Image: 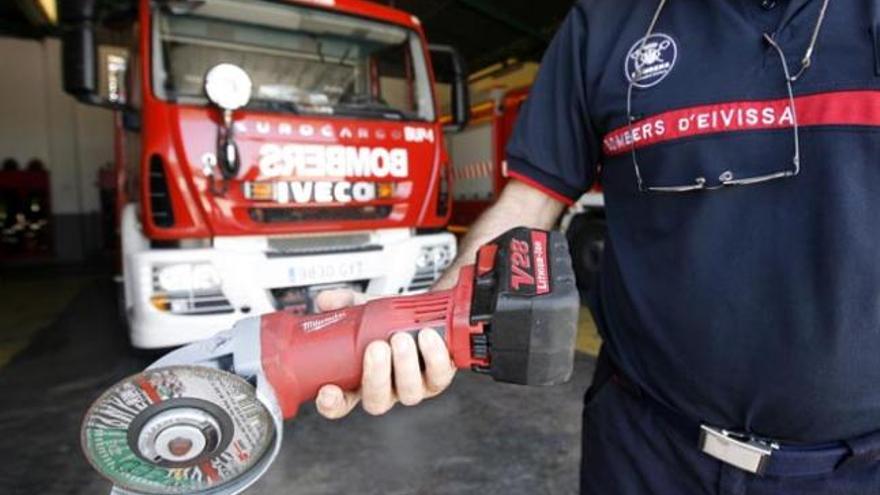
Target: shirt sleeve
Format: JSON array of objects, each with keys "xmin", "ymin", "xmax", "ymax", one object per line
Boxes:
[{"xmin": 505, "ymin": 3, "xmax": 598, "ymax": 205}]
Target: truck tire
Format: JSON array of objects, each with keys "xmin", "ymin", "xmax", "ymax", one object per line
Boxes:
[{"xmin": 566, "ymin": 215, "xmax": 606, "ymax": 300}]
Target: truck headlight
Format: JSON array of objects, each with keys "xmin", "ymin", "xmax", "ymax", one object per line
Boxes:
[
  {"xmin": 155, "ymin": 263, "xmax": 221, "ymax": 293},
  {"xmin": 416, "ymin": 250, "xmax": 433, "ymax": 270},
  {"xmin": 415, "ymin": 245, "xmax": 453, "ymax": 271},
  {"xmin": 432, "ymin": 246, "xmax": 452, "ymax": 268}
]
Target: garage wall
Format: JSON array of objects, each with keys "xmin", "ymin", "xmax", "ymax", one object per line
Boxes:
[
  {"xmin": 469, "ymin": 62, "xmax": 539, "ymax": 105},
  {"xmin": 0, "ymin": 36, "xmax": 115, "ymax": 262}
]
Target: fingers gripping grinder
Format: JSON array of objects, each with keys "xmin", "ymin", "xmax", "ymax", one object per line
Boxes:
[{"xmin": 82, "ymin": 228, "xmax": 580, "ymax": 495}]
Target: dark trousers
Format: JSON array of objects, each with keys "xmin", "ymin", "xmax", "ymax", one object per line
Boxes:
[{"xmin": 579, "ymin": 354, "xmax": 880, "ymax": 495}]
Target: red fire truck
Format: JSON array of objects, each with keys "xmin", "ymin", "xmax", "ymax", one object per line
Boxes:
[
  {"xmin": 59, "ymin": 0, "xmax": 470, "ymax": 348},
  {"xmin": 447, "ymin": 85, "xmax": 606, "ymax": 295}
]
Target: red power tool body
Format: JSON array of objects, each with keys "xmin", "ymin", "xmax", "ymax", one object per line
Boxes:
[
  {"xmin": 82, "ymin": 227, "xmax": 579, "ymax": 495},
  {"xmin": 260, "ymin": 274, "xmax": 483, "ymax": 419},
  {"xmin": 261, "ymin": 228, "xmax": 577, "ymax": 419}
]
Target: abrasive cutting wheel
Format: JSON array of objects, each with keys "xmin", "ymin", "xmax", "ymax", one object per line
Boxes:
[{"xmin": 81, "ymin": 366, "xmax": 279, "ymax": 495}]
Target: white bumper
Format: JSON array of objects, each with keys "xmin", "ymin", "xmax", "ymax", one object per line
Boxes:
[{"xmin": 124, "ymin": 227, "xmax": 455, "ymax": 349}]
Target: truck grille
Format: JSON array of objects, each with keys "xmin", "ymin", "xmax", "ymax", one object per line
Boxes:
[
  {"xmin": 267, "ymin": 233, "xmax": 380, "ymax": 258},
  {"xmin": 249, "ymin": 206, "xmax": 392, "ymax": 224},
  {"xmin": 151, "ymin": 292, "xmax": 235, "ymax": 316},
  {"xmin": 407, "ymin": 266, "xmax": 442, "ymax": 292},
  {"xmin": 148, "ymin": 155, "xmax": 175, "ymax": 228},
  {"xmin": 170, "ymin": 293, "xmax": 235, "ymax": 315}
]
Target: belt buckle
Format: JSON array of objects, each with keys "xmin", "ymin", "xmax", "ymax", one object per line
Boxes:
[{"xmin": 699, "ymin": 425, "xmax": 776, "ymax": 475}]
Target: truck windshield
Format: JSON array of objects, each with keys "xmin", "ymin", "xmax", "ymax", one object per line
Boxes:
[{"xmin": 152, "ymin": 0, "xmax": 435, "ymax": 122}]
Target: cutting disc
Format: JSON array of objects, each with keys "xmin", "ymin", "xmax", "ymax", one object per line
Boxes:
[{"xmin": 81, "ymin": 366, "xmax": 276, "ymax": 495}]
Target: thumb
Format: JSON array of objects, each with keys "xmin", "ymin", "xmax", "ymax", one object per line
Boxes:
[
  {"xmin": 314, "ymin": 289, "xmax": 368, "ymax": 312},
  {"xmin": 315, "ymin": 289, "xmax": 358, "ymax": 311},
  {"xmin": 315, "ymin": 384, "xmax": 361, "ymax": 420}
]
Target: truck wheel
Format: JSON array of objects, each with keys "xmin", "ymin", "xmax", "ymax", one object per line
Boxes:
[{"xmin": 566, "ymin": 215, "xmax": 606, "ymax": 300}]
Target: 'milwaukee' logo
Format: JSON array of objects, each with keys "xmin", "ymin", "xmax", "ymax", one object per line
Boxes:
[
  {"xmin": 259, "ymin": 144, "xmax": 409, "ymax": 179},
  {"xmin": 301, "ymin": 311, "xmax": 347, "ymax": 334}
]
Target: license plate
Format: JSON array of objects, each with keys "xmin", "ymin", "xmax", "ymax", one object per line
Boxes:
[{"xmin": 288, "ymin": 260, "xmax": 366, "ymax": 285}]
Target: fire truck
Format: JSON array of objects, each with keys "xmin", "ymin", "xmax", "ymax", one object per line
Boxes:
[
  {"xmin": 446, "ymin": 85, "xmax": 606, "ymax": 295},
  {"xmin": 59, "ymin": 0, "xmax": 470, "ymax": 348}
]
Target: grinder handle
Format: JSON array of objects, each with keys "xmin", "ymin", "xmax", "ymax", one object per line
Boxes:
[{"xmin": 259, "ymin": 267, "xmax": 482, "ymax": 419}]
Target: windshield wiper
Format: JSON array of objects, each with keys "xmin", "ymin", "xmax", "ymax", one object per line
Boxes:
[
  {"xmin": 333, "ymin": 103, "xmax": 410, "ymax": 121},
  {"xmin": 247, "ymin": 98, "xmax": 301, "ymax": 115}
]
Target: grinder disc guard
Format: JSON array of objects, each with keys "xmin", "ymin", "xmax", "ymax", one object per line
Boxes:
[{"xmin": 81, "ymin": 366, "xmax": 278, "ymax": 495}]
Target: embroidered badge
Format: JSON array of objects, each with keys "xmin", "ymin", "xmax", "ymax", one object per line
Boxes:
[{"xmin": 625, "ymin": 33, "xmax": 677, "ymax": 88}]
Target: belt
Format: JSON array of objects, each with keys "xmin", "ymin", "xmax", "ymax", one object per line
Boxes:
[{"xmin": 601, "ymin": 355, "xmax": 880, "ymax": 477}]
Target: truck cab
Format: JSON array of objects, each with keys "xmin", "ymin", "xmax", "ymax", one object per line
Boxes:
[{"xmin": 60, "ymin": 0, "xmax": 470, "ymax": 348}]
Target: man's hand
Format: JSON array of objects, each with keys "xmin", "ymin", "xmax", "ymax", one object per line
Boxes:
[
  {"xmin": 312, "ymin": 180, "xmax": 565, "ymax": 419},
  {"xmin": 313, "ymin": 289, "xmax": 457, "ymax": 419}
]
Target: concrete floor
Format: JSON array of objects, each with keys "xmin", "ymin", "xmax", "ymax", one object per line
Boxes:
[
  {"xmin": 0, "ymin": 267, "xmax": 95, "ymax": 366},
  {"xmin": 0, "ymin": 270, "xmax": 597, "ymax": 495}
]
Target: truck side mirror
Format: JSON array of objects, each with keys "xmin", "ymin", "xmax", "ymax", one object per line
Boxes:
[
  {"xmin": 59, "ymin": 1, "xmax": 99, "ymax": 103},
  {"xmin": 59, "ymin": 0, "xmax": 128, "ymax": 108},
  {"xmin": 430, "ymin": 44, "xmax": 470, "ymax": 133},
  {"xmin": 61, "ymin": 25, "xmax": 98, "ymax": 102}
]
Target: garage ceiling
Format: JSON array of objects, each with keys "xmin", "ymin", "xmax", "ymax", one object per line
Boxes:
[
  {"xmin": 388, "ymin": 0, "xmax": 575, "ymax": 72},
  {"xmin": 0, "ymin": 2, "xmax": 46, "ymax": 38},
  {"xmin": 0, "ymin": 0, "xmax": 575, "ymax": 72}
]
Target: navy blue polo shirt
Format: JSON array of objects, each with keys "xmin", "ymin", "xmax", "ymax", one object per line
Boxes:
[{"xmin": 507, "ymin": 0, "xmax": 880, "ymax": 443}]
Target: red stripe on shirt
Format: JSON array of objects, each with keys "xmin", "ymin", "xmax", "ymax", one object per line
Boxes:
[{"xmin": 602, "ymin": 90, "xmax": 880, "ymax": 156}]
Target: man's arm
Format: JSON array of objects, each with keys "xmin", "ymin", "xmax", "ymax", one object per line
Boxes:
[
  {"xmin": 314, "ymin": 179, "xmax": 568, "ymax": 419},
  {"xmin": 433, "ymin": 180, "xmax": 568, "ymax": 290}
]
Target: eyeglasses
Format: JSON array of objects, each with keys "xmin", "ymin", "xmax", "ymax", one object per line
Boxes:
[{"xmin": 626, "ymin": 0, "xmax": 830, "ymax": 193}]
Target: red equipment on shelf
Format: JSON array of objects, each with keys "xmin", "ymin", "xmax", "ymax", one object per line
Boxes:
[{"xmin": 0, "ymin": 163, "xmax": 52, "ymax": 259}]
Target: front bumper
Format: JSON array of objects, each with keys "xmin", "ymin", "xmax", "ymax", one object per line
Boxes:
[{"xmin": 126, "ymin": 229, "xmax": 455, "ymax": 349}]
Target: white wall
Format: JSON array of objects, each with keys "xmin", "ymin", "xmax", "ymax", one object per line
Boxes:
[{"xmin": 0, "ymin": 36, "xmax": 114, "ymax": 216}]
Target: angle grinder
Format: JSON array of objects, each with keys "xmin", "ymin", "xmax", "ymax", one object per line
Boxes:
[{"xmin": 81, "ymin": 227, "xmax": 580, "ymax": 495}]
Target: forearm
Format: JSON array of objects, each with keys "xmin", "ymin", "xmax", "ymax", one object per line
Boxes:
[{"xmin": 433, "ymin": 180, "xmax": 567, "ymax": 290}]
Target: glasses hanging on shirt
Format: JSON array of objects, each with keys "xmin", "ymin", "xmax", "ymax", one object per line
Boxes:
[{"xmin": 626, "ymin": 0, "xmax": 831, "ymax": 193}]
